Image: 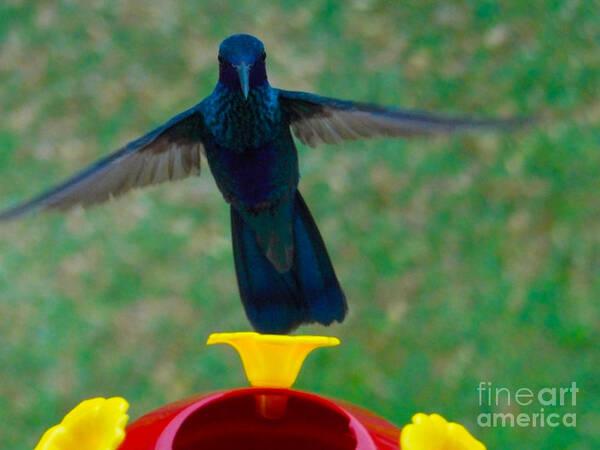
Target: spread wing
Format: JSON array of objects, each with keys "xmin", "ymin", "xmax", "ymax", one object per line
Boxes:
[
  {"xmin": 278, "ymin": 89, "xmax": 529, "ymax": 148},
  {"xmin": 0, "ymin": 104, "xmax": 207, "ymax": 221}
]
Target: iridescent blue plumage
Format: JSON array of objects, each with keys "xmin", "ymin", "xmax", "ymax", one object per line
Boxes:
[
  {"xmin": 0, "ymin": 33, "xmax": 527, "ymax": 333},
  {"xmin": 201, "ymin": 36, "xmax": 345, "ymax": 333}
]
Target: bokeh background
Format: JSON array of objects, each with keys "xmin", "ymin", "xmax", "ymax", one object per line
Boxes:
[{"xmin": 1, "ymin": 1, "xmax": 599, "ymax": 448}]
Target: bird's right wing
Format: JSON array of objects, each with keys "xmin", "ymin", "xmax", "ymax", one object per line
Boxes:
[
  {"xmin": 278, "ymin": 89, "xmax": 529, "ymax": 148},
  {"xmin": 0, "ymin": 105, "xmax": 208, "ymax": 221}
]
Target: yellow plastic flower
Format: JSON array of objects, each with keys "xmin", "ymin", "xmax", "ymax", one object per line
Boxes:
[
  {"xmin": 35, "ymin": 397, "xmax": 129, "ymax": 450},
  {"xmin": 207, "ymin": 332, "xmax": 339, "ymax": 388},
  {"xmin": 401, "ymin": 413, "xmax": 486, "ymax": 450}
]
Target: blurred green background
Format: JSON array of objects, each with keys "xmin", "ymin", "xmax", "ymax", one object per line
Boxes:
[{"xmin": 1, "ymin": 0, "xmax": 599, "ymax": 448}]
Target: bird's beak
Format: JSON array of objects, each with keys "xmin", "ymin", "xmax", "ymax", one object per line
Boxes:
[{"xmin": 236, "ymin": 63, "xmax": 251, "ymax": 100}]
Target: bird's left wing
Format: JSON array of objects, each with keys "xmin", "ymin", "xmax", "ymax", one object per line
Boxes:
[
  {"xmin": 0, "ymin": 105, "xmax": 207, "ymax": 221},
  {"xmin": 278, "ymin": 89, "xmax": 528, "ymax": 148}
]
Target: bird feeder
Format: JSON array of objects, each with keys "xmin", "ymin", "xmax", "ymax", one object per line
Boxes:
[{"xmin": 35, "ymin": 332, "xmax": 485, "ymax": 450}]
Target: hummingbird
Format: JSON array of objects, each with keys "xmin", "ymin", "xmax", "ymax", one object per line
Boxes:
[{"xmin": 0, "ymin": 34, "xmax": 526, "ymax": 334}]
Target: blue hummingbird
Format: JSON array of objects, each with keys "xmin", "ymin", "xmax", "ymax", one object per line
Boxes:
[{"xmin": 0, "ymin": 34, "xmax": 526, "ymax": 334}]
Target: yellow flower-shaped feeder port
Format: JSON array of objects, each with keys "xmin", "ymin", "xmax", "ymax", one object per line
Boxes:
[
  {"xmin": 400, "ymin": 413, "xmax": 486, "ymax": 450},
  {"xmin": 35, "ymin": 397, "xmax": 129, "ymax": 450},
  {"xmin": 207, "ymin": 332, "xmax": 339, "ymax": 388}
]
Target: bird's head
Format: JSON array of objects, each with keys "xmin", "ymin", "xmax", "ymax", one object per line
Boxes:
[{"xmin": 218, "ymin": 34, "xmax": 268, "ymax": 100}]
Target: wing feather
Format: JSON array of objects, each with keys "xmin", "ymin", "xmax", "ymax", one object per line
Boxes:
[
  {"xmin": 279, "ymin": 89, "xmax": 529, "ymax": 148},
  {"xmin": 0, "ymin": 105, "xmax": 207, "ymax": 221}
]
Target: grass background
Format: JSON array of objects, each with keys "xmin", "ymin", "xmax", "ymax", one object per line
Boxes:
[{"xmin": 0, "ymin": 0, "xmax": 599, "ymax": 448}]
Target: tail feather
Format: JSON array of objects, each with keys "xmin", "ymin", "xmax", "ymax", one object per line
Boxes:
[
  {"xmin": 231, "ymin": 191, "xmax": 347, "ymax": 334},
  {"xmin": 293, "ymin": 192, "xmax": 347, "ymax": 325}
]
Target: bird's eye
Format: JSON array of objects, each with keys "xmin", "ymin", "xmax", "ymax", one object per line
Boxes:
[
  {"xmin": 261, "ymin": 52, "xmax": 266, "ymax": 61},
  {"xmin": 218, "ymin": 55, "xmax": 225, "ymax": 63}
]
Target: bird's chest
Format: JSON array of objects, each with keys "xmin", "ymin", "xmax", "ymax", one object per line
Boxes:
[
  {"xmin": 206, "ymin": 87, "xmax": 281, "ymax": 149},
  {"xmin": 203, "ymin": 87, "xmax": 297, "ymax": 208}
]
